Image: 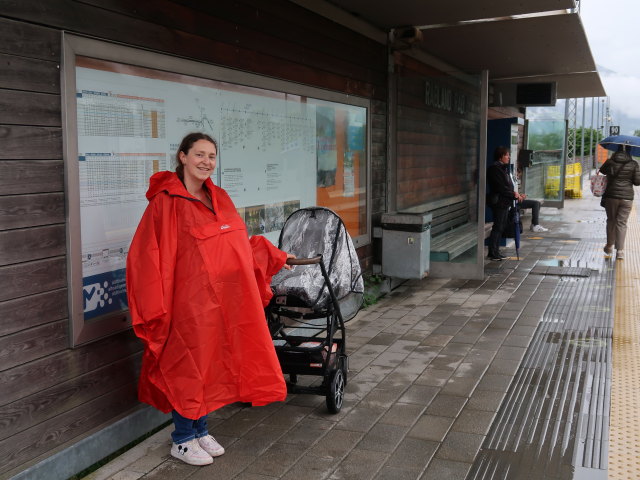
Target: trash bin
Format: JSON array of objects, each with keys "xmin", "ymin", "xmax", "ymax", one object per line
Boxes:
[{"xmin": 381, "ymin": 212, "xmax": 432, "ymax": 279}]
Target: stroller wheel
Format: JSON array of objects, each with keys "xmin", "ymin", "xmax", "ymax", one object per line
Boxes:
[{"xmin": 326, "ymin": 368, "xmax": 345, "ymax": 414}]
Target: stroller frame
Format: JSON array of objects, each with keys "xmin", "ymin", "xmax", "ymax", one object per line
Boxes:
[{"xmin": 267, "ymin": 254, "xmax": 348, "ymax": 413}]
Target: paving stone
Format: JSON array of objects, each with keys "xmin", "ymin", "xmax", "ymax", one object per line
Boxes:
[
  {"xmin": 111, "ymin": 472, "xmax": 144, "ymax": 480},
  {"xmin": 467, "ymin": 389, "xmax": 508, "ymax": 412},
  {"xmin": 233, "ymin": 473, "xmax": 278, "ymax": 480},
  {"xmin": 431, "ymin": 325, "xmax": 462, "ymax": 336},
  {"xmin": 143, "ymin": 460, "xmax": 199, "ymax": 480},
  {"xmin": 227, "ymin": 425, "xmax": 288, "ymax": 456},
  {"xmin": 278, "ymin": 417, "xmax": 334, "ymax": 447},
  {"xmin": 414, "ymin": 367, "xmax": 453, "ymax": 387},
  {"xmin": 369, "ymin": 332, "xmax": 402, "ymax": 346},
  {"xmin": 451, "ymin": 408, "xmax": 497, "ymax": 435},
  {"xmin": 189, "ymin": 451, "xmax": 256, "ymax": 480},
  {"xmin": 385, "ymin": 437, "xmax": 439, "ymax": 469},
  {"xmin": 280, "ymin": 454, "xmax": 337, "ymax": 480},
  {"xmin": 260, "ymin": 405, "xmax": 315, "ymax": 429},
  {"xmin": 510, "ymin": 325, "xmax": 537, "ymax": 337},
  {"xmin": 424, "ymin": 394, "xmax": 467, "ymax": 417},
  {"xmin": 495, "ymin": 345, "xmax": 527, "ymax": 361},
  {"xmin": 502, "ymin": 334, "xmax": 533, "ymax": 348},
  {"xmin": 374, "ymin": 465, "xmax": 422, "ymax": 480},
  {"xmin": 243, "ymin": 442, "xmax": 307, "ymax": 477},
  {"xmin": 420, "ymin": 334, "xmax": 454, "ymax": 347},
  {"xmin": 398, "ymin": 384, "xmax": 439, "ymax": 405},
  {"xmin": 434, "ymin": 431, "xmax": 486, "ymax": 463},
  {"xmin": 215, "ymin": 405, "xmax": 283, "ymax": 437},
  {"xmin": 485, "ymin": 360, "xmax": 520, "ymax": 376},
  {"xmin": 335, "ymin": 404, "xmax": 387, "ymax": 433},
  {"xmin": 408, "ymin": 415, "xmax": 453, "ymax": 442},
  {"xmin": 442, "ymin": 315, "xmax": 469, "ymax": 326},
  {"xmin": 361, "ymin": 384, "xmax": 408, "ymax": 408},
  {"xmin": 475, "ymin": 373, "xmax": 515, "ymax": 393},
  {"xmin": 441, "ymin": 376, "xmax": 480, "ymax": 397},
  {"xmin": 440, "ymin": 342, "xmax": 473, "ymax": 357},
  {"xmin": 489, "ymin": 317, "xmax": 518, "ymax": 329},
  {"xmin": 356, "ymin": 423, "xmax": 408, "ymax": 453},
  {"xmin": 328, "ymin": 448, "xmax": 387, "ymax": 480},
  {"xmin": 378, "ymin": 402, "xmax": 426, "ymax": 427},
  {"xmin": 428, "ymin": 354, "xmax": 465, "ymax": 371},
  {"xmin": 420, "ymin": 458, "xmax": 472, "ymax": 480},
  {"xmin": 451, "ymin": 332, "xmax": 483, "ymax": 344},
  {"xmin": 371, "ymin": 350, "xmax": 411, "ymax": 368}
]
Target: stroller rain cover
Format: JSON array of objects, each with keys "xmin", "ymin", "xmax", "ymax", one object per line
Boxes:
[{"xmin": 271, "ymin": 207, "xmax": 364, "ymax": 320}]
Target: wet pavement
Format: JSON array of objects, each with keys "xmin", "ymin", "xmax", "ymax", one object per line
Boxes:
[{"xmin": 86, "ymin": 186, "xmax": 632, "ymax": 480}]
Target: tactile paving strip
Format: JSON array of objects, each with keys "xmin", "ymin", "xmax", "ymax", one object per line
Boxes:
[
  {"xmin": 609, "ymin": 204, "xmax": 640, "ymax": 479},
  {"xmin": 468, "ymin": 239, "xmax": 613, "ymax": 479}
]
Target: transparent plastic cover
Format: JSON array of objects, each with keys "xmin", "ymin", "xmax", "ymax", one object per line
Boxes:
[{"xmin": 271, "ymin": 207, "xmax": 364, "ymax": 319}]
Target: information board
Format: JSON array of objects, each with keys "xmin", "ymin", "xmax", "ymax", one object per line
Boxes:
[{"xmin": 74, "ymin": 57, "xmax": 367, "ymax": 324}]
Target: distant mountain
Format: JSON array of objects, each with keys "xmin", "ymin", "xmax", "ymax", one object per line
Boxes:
[{"xmin": 596, "ymin": 64, "xmax": 617, "ymax": 75}]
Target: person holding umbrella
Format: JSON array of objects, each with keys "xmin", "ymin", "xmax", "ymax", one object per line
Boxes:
[
  {"xmin": 487, "ymin": 146, "xmax": 522, "ymax": 261},
  {"xmin": 599, "ymin": 144, "xmax": 640, "ymax": 260}
]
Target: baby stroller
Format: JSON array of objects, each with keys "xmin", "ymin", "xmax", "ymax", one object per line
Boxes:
[{"xmin": 267, "ymin": 207, "xmax": 364, "ymax": 413}]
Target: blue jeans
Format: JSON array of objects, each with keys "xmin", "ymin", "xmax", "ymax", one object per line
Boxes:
[{"xmin": 171, "ymin": 410, "xmax": 208, "ymax": 444}]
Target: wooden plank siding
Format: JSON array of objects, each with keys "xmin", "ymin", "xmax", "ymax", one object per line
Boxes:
[
  {"xmin": 394, "ymin": 53, "xmax": 481, "ymax": 210},
  {"xmin": 0, "ymin": 1, "xmax": 387, "ymax": 475}
]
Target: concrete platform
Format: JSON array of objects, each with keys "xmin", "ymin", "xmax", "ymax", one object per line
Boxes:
[{"xmin": 84, "ymin": 187, "xmax": 638, "ymax": 480}]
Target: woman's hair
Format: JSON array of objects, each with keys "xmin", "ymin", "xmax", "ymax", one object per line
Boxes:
[
  {"xmin": 494, "ymin": 146, "xmax": 510, "ymax": 161},
  {"xmin": 175, "ymin": 132, "xmax": 218, "ymax": 181}
]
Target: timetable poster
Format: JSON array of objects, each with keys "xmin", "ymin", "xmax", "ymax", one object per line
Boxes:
[{"xmin": 75, "ymin": 58, "xmax": 317, "ymax": 321}]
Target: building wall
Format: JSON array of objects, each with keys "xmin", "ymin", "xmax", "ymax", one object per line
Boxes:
[
  {"xmin": 394, "ymin": 53, "xmax": 482, "ymax": 211},
  {"xmin": 0, "ymin": 1, "xmax": 387, "ymax": 475}
]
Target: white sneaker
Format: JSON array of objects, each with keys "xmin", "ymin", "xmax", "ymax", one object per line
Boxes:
[
  {"xmin": 616, "ymin": 250, "xmax": 624, "ymax": 260},
  {"xmin": 530, "ymin": 224, "xmax": 548, "ymax": 233},
  {"xmin": 198, "ymin": 434, "xmax": 225, "ymax": 457},
  {"xmin": 171, "ymin": 438, "xmax": 213, "ymax": 465}
]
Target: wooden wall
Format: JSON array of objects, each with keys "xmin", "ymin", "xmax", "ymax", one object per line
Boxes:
[
  {"xmin": 394, "ymin": 53, "xmax": 482, "ymax": 211},
  {"xmin": 0, "ymin": 1, "xmax": 388, "ymax": 476}
]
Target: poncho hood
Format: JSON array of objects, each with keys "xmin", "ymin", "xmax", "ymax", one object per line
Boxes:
[{"xmin": 146, "ymin": 170, "xmax": 216, "ymax": 200}]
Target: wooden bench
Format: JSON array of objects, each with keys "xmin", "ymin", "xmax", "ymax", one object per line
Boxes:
[{"xmin": 402, "ymin": 194, "xmax": 491, "ymax": 262}]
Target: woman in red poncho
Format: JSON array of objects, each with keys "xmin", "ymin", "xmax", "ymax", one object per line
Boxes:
[{"xmin": 126, "ymin": 132, "xmax": 292, "ymax": 466}]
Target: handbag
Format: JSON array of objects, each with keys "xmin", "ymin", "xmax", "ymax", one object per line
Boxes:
[{"xmin": 590, "ymin": 172, "xmax": 607, "ymax": 197}]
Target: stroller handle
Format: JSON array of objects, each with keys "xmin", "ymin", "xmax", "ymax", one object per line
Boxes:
[{"xmin": 286, "ymin": 255, "xmax": 322, "ymax": 266}]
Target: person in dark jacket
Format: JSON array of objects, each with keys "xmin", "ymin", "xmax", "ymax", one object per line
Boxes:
[
  {"xmin": 600, "ymin": 146, "xmax": 640, "ymax": 260},
  {"xmin": 487, "ymin": 146, "xmax": 522, "ymax": 261}
]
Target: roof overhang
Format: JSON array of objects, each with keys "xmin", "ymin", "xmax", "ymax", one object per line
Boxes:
[
  {"xmin": 322, "ymin": 1, "xmax": 604, "ymax": 98},
  {"xmin": 326, "ymin": 0, "xmax": 577, "ymax": 28},
  {"xmin": 415, "ymin": 13, "xmax": 604, "ymax": 97}
]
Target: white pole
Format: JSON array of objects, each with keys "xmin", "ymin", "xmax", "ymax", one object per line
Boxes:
[{"xmin": 589, "ymin": 97, "xmax": 595, "ymax": 176}]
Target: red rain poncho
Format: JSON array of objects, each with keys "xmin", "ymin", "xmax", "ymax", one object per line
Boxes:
[{"xmin": 126, "ymin": 171, "xmax": 287, "ymax": 419}]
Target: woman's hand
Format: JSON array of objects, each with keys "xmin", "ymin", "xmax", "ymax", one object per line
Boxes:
[{"xmin": 283, "ymin": 253, "xmax": 296, "ymax": 270}]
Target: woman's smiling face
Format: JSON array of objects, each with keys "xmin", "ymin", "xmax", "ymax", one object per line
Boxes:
[{"xmin": 179, "ymin": 139, "xmax": 217, "ymax": 186}]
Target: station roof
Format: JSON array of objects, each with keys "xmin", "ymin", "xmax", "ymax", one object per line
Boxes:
[{"xmin": 326, "ymin": 0, "xmax": 605, "ymax": 98}]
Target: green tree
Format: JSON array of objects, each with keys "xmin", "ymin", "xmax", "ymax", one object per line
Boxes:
[
  {"xmin": 528, "ymin": 131, "xmax": 564, "ymax": 151},
  {"xmin": 633, "ymin": 129, "xmax": 640, "ymax": 137},
  {"xmin": 570, "ymin": 127, "xmax": 603, "ymax": 156}
]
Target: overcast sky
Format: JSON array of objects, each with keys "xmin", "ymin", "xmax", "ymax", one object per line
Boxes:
[
  {"xmin": 529, "ymin": 1, "xmax": 640, "ymax": 135},
  {"xmin": 581, "ymin": 0, "xmax": 640, "ymax": 134}
]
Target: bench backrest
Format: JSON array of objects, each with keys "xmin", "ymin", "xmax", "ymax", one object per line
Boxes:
[{"xmin": 401, "ymin": 193, "xmax": 469, "ymax": 237}]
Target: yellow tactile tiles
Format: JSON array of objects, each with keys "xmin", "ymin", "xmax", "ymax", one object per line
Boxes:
[{"xmin": 609, "ymin": 203, "xmax": 640, "ymax": 479}]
